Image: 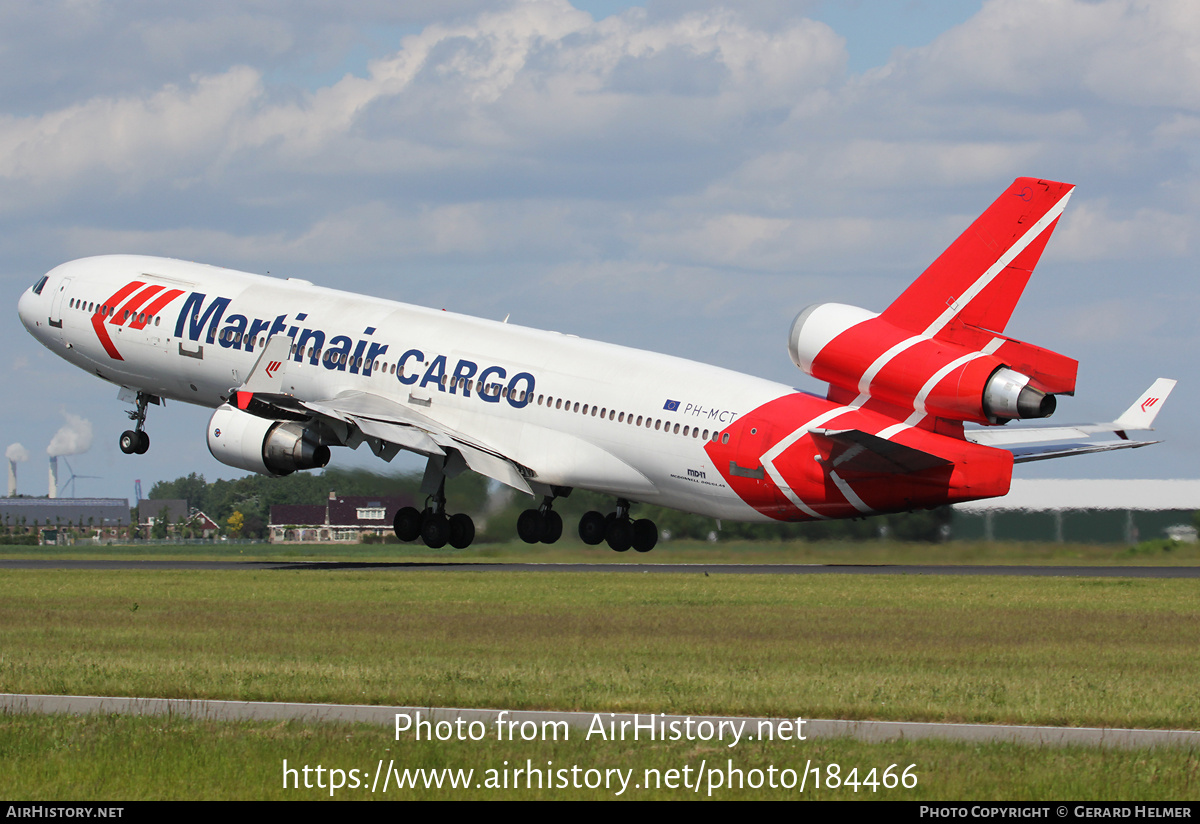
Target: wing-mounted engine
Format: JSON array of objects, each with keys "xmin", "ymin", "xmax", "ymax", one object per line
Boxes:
[
  {"xmin": 788, "ymin": 302, "xmax": 1073, "ymax": 425},
  {"xmin": 206, "ymin": 403, "xmax": 331, "ymax": 477}
]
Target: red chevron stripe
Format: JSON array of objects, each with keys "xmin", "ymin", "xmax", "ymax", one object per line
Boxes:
[{"xmin": 91, "ymin": 281, "xmax": 145, "ymax": 360}]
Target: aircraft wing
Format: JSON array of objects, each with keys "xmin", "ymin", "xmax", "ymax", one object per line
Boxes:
[
  {"xmin": 230, "ymin": 343, "xmax": 657, "ymax": 499},
  {"xmin": 966, "ymin": 378, "xmax": 1175, "ymax": 463},
  {"xmin": 230, "ymin": 338, "xmax": 537, "ymax": 494},
  {"xmin": 300, "ymin": 391, "xmax": 537, "ymax": 496}
]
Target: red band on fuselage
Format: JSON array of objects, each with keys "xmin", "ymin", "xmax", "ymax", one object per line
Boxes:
[{"xmin": 91, "ymin": 281, "xmax": 145, "ymax": 360}]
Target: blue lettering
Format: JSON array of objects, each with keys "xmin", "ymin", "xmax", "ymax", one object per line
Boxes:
[
  {"xmin": 450, "ymin": 359, "xmax": 478, "ymax": 397},
  {"xmin": 295, "ymin": 329, "xmax": 325, "ymax": 364},
  {"xmin": 396, "ymin": 349, "xmax": 423, "ymax": 385},
  {"xmin": 348, "ymin": 339, "xmax": 368, "ymax": 375},
  {"xmin": 420, "ymin": 355, "xmax": 448, "ymax": 391},
  {"xmin": 218, "ymin": 314, "xmax": 248, "ymax": 350},
  {"xmin": 324, "ymin": 335, "xmax": 352, "ymax": 371},
  {"xmin": 175, "ymin": 292, "xmax": 231, "ymax": 344},
  {"xmin": 506, "ymin": 372, "xmax": 535, "ymax": 409},
  {"xmin": 364, "ymin": 342, "xmax": 389, "ymax": 375},
  {"xmin": 245, "ymin": 318, "xmax": 271, "ymax": 352},
  {"xmin": 476, "ymin": 365, "xmax": 507, "ymax": 403}
]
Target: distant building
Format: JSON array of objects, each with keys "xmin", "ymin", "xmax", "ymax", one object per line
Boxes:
[
  {"xmin": 269, "ymin": 492, "xmax": 412, "ymax": 543},
  {"xmin": 0, "ymin": 497, "xmax": 130, "ymax": 529},
  {"xmin": 953, "ymin": 479, "xmax": 1200, "ymax": 543},
  {"xmin": 137, "ymin": 499, "xmax": 221, "ymax": 539},
  {"xmin": 139, "ymin": 498, "xmax": 189, "ymax": 527}
]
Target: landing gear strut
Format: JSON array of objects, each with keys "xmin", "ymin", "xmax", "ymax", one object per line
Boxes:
[
  {"xmin": 517, "ymin": 495, "xmax": 563, "ymax": 544},
  {"xmin": 392, "ymin": 470, "xmax": 475, "ymax": 549},
  {"xmin": 119, "ymin": 392, "xmax": 153, "ymax": 455},
  {"xmin": 579, "ymin": 499, "xmax": 658, "ymax": 553}
]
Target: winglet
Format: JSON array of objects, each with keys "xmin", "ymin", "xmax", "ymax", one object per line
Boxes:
[
  {"xmin": 233, "ymin": 335, "xmax": 293, "ymax": 408},
  {"xmin": 1114, "ymin": 378, "xmax": 1176, "ymax": 431}
]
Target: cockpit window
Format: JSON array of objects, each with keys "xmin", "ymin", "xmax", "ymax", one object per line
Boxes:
[{"xmin": 31, "ymin": 276, "xmax": 48, "ymax": 295}]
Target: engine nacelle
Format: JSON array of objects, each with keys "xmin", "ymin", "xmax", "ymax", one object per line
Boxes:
[
  {"xmin": 206, "ymin": 404, "xmax": 331, "ymax": 477},
  {"xmin": 788, "ymin": 302, "xmax": 1055, "ymax": 424}
]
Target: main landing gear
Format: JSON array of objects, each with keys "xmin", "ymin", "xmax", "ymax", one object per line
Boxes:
[
  {"xmin": 119, "ymin": 392, "xmax": 153, "ymax": 454},
  {"xmin": 579, "ymin": 499, "xmax": 658, "ymax": 553},
  {"xmin": 393, "ymin": 478, "xmax": 476, "ymax": 550},
  {"xmin": 517, "ymin": 496, "xmax": 563, "ymax": 544}
]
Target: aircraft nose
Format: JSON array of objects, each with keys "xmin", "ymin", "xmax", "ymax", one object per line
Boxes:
[{"xmin": 17, "ymin": 286, "xmax": 37, "ymax": 332}]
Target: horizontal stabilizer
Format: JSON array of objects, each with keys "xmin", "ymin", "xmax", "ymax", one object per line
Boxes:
[
  {"xmin": 1009, "ymin": 440, "xmax": 1159, "ymax": 464},
  {"xmin": 810, "ymin": 428, "xmax": 952, "ymax": 476},
  {"xmin": 968, "ymin": 378, "xmax": 1174, "ymax": 462}
]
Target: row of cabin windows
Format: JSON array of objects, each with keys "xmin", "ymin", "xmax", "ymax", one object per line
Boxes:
[
  {"xmin": 532, "ymin": 392, "xmax": 728, "ymax": 443},
  {"xmin": 69, "ymin": 297, "xmax": 162, "ymax": 327},
  {"xmin": 428, "ymin": 377, "xmax": 730, "ymax": 443},
  {"xmin": 108, "ymin": 317, "xmax": 734, "ymax": 445}
]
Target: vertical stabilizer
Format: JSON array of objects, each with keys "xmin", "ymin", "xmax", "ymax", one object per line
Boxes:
[{"xmin": 882, "ymin": 178, "xmax": 1074, "ymax": 338}]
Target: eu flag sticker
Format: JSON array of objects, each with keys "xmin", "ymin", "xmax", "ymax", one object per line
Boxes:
[{"xmin": 663, "ymin": 399, "xmax": 680, "ymax": 411}]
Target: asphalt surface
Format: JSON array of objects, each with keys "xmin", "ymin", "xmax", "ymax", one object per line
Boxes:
[
  {"xmin": 2, "ymin": 559, "xmax": 1199, "ymax": 576},
  {"xmin": 3, "ymin": 694, "xmax": 1196, "ymax": 749}
]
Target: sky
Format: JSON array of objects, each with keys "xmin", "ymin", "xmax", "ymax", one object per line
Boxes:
[{"xmin": 2, "ymin": 0, "xmax": 1196, "ymax": 505}]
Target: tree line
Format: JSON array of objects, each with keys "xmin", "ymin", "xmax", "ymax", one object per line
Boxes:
[{"xmin": 149, "ymin": 468, "xmax": 951, "ymax": 542}]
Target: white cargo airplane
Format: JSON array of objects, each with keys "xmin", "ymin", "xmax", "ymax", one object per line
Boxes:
[{"xmin": 18, "ymin": 178, "xmax": 1173, "ymax": 552}]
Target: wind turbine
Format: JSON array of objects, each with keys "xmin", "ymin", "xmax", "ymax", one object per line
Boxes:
[{"xmin": 58, "ymin": 457, "xmax": 100, "ymax": 498}]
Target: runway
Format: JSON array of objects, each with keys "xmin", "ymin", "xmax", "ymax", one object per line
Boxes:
[
  {"xmin": 2, "ymin": 559, "xmax": 1199, "ymax": 576},
  {"xmin": 3, "ymin": 693, "xmax": 1197, "ymax": 749}
]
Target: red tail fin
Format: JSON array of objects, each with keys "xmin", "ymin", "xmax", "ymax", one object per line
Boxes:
[
  {"xmin": 789, "ymin": 177, "xmax": 1079, "ymax": 423},
  {"xmin": 882, "ymin": 178, "xmax": 1073, "ymax": 337}
]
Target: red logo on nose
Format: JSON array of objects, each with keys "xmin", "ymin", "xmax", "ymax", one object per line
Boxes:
[{"xmin": 92, "ymin": 282, "xmax": 184, "ymax": 360}]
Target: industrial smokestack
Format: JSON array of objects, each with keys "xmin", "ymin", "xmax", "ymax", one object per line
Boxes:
[
  {"xmin": 46, "ymin": 412, "xmax": 91, "ymax": 499},
  {"xmin": 6, "ymin": 443, "xmax": 28, "ymax": 497}
]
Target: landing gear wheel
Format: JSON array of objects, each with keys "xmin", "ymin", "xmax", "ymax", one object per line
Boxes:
[
  {"xmin": 448, "ymin": 513, "xmax": 475, "ymax": 549},
  {"xmin": 393, "ymin": 506, "xmax": 423, "ymax": 542},
  {"xmin": 122, "ymin": 392, "xmax": 153, "ymax": 455},
  {"xmin": 517, "ymin": 509, "xmax": 544, "ymax": 544},
  {"xmin": 541, "ymin": 510, "xmax": 563, "ymax": 544},
  {"xmin": 632, "ymin": 519, "xmax": 658, "ymax": 553},
  {"xmin": 421, "ymin": 512, "xmax": 449, "ymax": 549},
  {"xmin": 606, "ymin": 518, "xmax": 633, "ymax": 553},
  {"xmin": 579, "ymin": 511, "xmax": 607, "ymax": 546}
]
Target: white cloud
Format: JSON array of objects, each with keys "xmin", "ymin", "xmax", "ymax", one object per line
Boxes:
[
  {"xmin": 892, "ymin": 0, "xmax": 1200, "ymax": 110},
  {"xmin": 1052, "ymin": 200, "xmax": 1191, "ymax": 261}
]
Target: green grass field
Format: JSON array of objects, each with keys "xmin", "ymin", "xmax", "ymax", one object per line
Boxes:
[
  {"xmin": 5, "ymin": 535, "xmax": 1200, "ymax": 564},
  {"xmin": 3, "ymin": 713, "xmax": 1197, "ymax": 800},
  {"xmin": 1, "ymin": 544, "xmax": 1197, "ymax": 799}
]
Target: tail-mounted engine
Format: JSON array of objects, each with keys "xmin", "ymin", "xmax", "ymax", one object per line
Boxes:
[
  {"xmin": 788, "ymin": 303, "xmax": 1074, "ymax": 425},
  {"xmin": 206, "ymin": 403, "xmax": 331, "ymax": 477}
]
